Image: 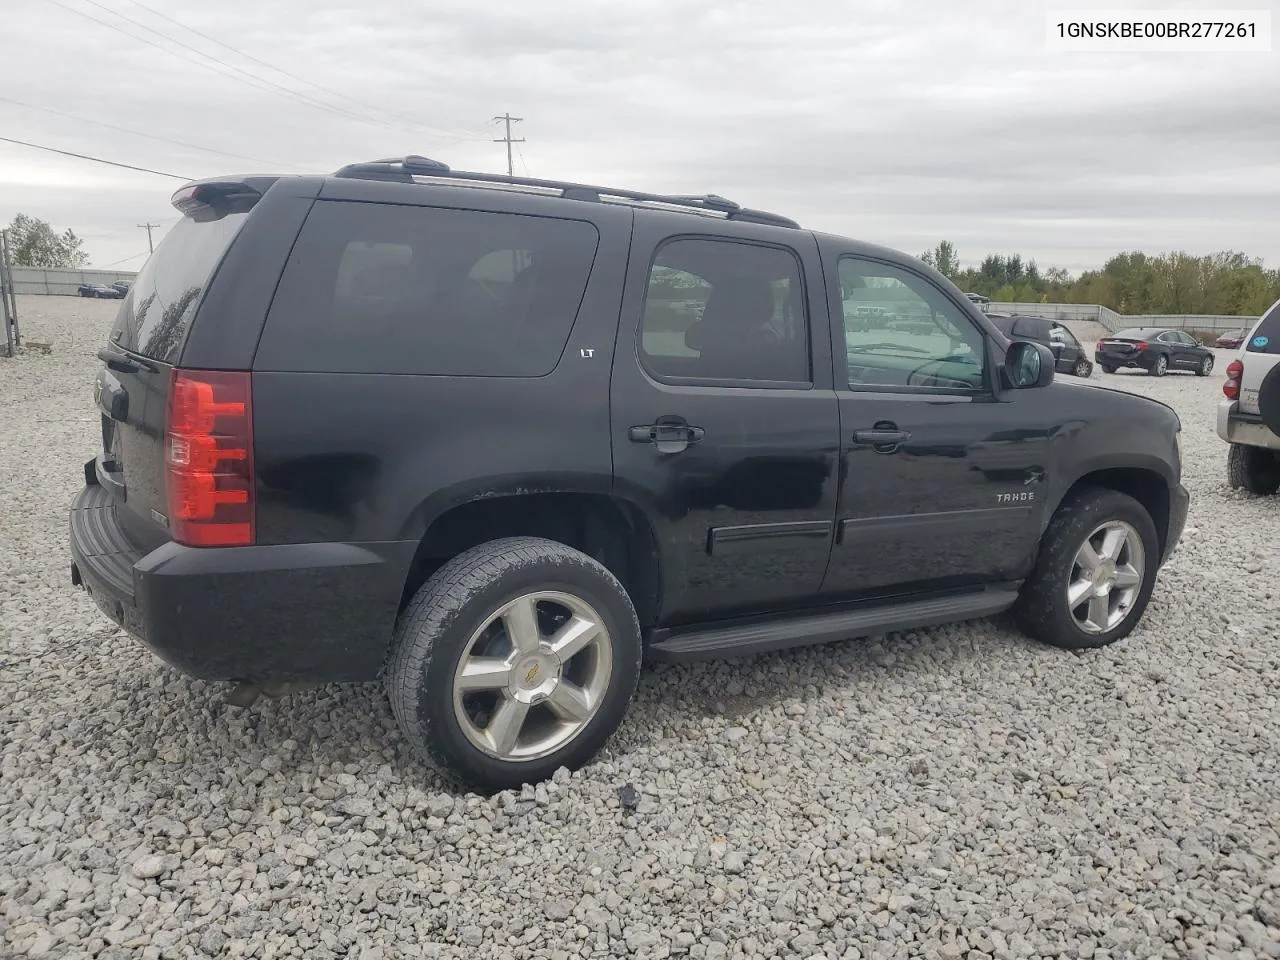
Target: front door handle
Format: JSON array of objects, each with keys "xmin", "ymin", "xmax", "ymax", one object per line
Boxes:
[
  {"xmin": 629, "ymin": 417, "xmax": 704, "ymax": 454},
  {"xmin": 854, "ymin": 427, "xmax": 911, "ymax": 453}
]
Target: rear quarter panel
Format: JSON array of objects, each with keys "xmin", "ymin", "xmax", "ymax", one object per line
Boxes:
[{"xmin": 249, "ymin": 186, "xmax": 635, "ymax": 548}]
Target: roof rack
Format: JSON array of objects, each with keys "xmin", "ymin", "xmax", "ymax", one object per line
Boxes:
[{"xmin": 330, "ymin": 155, "xmax": 800, "ymax": 229}]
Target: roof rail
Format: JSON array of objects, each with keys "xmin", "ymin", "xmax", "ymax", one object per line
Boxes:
[{"xmin": 330, "ymin": 156, "xmax": 800, "ymax": 229}]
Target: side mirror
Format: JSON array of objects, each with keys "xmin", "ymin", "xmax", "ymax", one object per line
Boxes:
[
  {"xmin": 1005, "ymin": 340, "xmax": 1055, "ymax": 389},
  {"xmin": 684, "ymin": 321, "xmax": 703, "ymax": 352}
]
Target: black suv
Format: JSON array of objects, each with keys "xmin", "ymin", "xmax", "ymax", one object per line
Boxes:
[{"xmin": 70, "ymin": 157, "xmax": 1189, "ymax": 790}]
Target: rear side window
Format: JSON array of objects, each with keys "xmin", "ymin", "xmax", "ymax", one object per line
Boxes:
[
  {"xmin": 256, "ymin": 201, "xmax": 599, "ymax": 376},
  {"xmin": 109, "ymin": 213, "xmax": 249, "ymax": 362},
  {"xmin": 639, "ymin": 238, "xmax": 810, "ymax": 385},
  {"xmin": 1246, "ymin": 300, "xmax": 1280, "ymax": 355}
]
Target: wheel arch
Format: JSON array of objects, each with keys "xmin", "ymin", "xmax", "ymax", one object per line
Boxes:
[
  {"xmin": 399, "ymin": 488, "xmax": 663, "ymax": 631},
  {"xmin": 1051, "ymin": 464, "xmax": 1174, "ymax": 560}
]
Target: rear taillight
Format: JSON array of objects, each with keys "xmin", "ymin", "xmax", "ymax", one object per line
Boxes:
[
  {"xmin": 1134, "ymin": 342, "xmax": 1148, "ymax": 351},
  {"xmin": 165, "ymin": 369, "xmax": 254, "ymax": 547},
  {"xmin": 1223, "ymin": 359, "xmax": 1244, "ymax": 400}
]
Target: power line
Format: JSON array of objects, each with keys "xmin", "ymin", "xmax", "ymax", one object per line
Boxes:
[
  {"xmin": 515, "ymin": 143, "xmax": 531, "ymax": 177},
  {"xmin": 119, "ymin": 0, "xmax": 491, "ymax": 144},
  {"xmin": 0, "ymin": 136, "xmax": 190, "ymax": 179},
  {"xmin": 99, "ymin": 250, "xmax": 150, "ymax": 268},
  {"xmin": 493, "ymin": 113, "xmax": 525, "ymax": 177},
  {"xmin": 71, "ymin": 0, "xmax": 391, "ymax": 128},
  {"xmin": 43, "ymin": 0, "xmax": 486, "ymax": 146},
  {"xmin": 0, "ymin": 95, "xmax": 294, "ymax": 168}
]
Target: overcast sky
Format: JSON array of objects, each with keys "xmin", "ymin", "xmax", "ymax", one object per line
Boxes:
[{"xmin": 2, "ymin": 0, "xmax": 1277, "ymax": 273}]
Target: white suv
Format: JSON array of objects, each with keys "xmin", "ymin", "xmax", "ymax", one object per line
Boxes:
[{"xmin": 1217, "ymin": 298, "xmax": 1280, "ymax": 494}]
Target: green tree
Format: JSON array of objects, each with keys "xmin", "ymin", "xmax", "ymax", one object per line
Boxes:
[
  {"xmin": 920, "ymin": 241, "xmax": 961, "ymax": 281},
  {"xmin": 5, "ymin": 214, "xmax": 88, "ymax": 268}
]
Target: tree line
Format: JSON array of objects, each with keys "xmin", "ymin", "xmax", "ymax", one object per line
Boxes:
[
  {"xmin": 4, "ymin": 214, "xmax": 88, "ymax": 269},
  {"xmin": 920, "ymin": 241, "xmax": 1279, "ymax": 316}
]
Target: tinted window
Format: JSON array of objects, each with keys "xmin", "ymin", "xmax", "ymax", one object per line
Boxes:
[
  {"xmin": 108, "ymin": 213, "xmax": 248, "ymax": 362},
  {"xmin": 1246, "ymin": 300, "xmax": 1280, "ymax": 355},
  {"xmin": 256, "ymin": 201, "xmax": 599, "ymax": 376},
  {"xmin": 1112, "ymin": 328, "xmax": 1152, "ymax": 340},
  {"xmin": 839, "ymin": 258, "xmax": 986, "ymax": 392},
  {"xmin": 1051, "ymin": 324, "xmax": 1080, "ymax": 347},
  {"xmin": 639, "ymin": 238, "xmax": 809, "ymax": 384}
]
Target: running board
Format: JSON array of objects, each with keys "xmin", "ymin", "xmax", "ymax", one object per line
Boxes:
[{"xmin": 646, "ymin": 588, "xmax": 1019, "ymax": 663}]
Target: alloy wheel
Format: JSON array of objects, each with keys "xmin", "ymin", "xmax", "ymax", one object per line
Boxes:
[
  {"xmin": 1066, "ymin": 520, "xmax": 1146, "ymax": 635},
  {"xmin": 451, "ymin": 592, "xmax": 613, "ymax": 762}
]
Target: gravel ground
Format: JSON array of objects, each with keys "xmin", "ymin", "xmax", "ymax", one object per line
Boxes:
[{"xmin": 2, "ymin": 296, "xmax": 1278, "ymax": 960}]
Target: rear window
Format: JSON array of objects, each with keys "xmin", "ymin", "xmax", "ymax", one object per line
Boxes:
[
  {"xmin": 255, "ymin": 201, "xmax": 600, "ymax": 376},
  {"xmin": 1110, "ymin": 328, "xmax": 1151, "ymax": 340},
  {"xmin": 1245, "ymin": 301, "xmax": 1280, "ymax": 355},
  {"xmin": 108, "ymin": 213, "xmax": 249, "ymax": 362}
]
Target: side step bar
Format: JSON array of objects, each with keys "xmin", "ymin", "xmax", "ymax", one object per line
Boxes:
[{"xmin": 646, "ymin": 588, "xmax": 1019, "ymax": 663}]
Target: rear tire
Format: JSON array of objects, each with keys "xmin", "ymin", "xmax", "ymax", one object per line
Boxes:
[
  {"xmin": 1073, "ymin": 358, "xmax": 1092, "ymax": 378},
  {"xmin": 1100, "ymin": 364, "xmax": 1116, "ymax": 374},
  {"xmin": 386, "ymin": 536, "xmax": 642, "ymax": 792},
  {"xmin": 1148, "ymin": 354, "xmax": 1168, "ymax": 377},
  {"xmin": 1226, "ymin": 443, "xmax": 1280, "ymax": 495},
  {"xmin": 1014, "ymin": 487, "xmax": 1160, "ymax": 650},
  {"xmin": 1195, "ymin": 355, "xmax": 1214, "ymax": 377}
]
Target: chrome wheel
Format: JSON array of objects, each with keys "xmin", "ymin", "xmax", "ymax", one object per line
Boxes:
[
  {"xmin": 1074, "ymin": 358, "xmax": 1091, "ymax": 377},
  {"xmin": 1201, "ymin": 356, "xmax": 1214, "ymax": 376},
  {"xmin": 1066, "ymin": 520, "xmax": 1146, "ymax": 635},
  {"xmin": 1152, "ymin": 355, "xmax": 1167, "ymax": 376},
  {"xmin": 452, "ymin": 591, "xmax": 613, "ymax": 762}
]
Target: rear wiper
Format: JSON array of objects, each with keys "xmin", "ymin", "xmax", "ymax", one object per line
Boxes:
[{"xmin": 97, "ymin": 346, "xmax": 157, "ymax": 374}]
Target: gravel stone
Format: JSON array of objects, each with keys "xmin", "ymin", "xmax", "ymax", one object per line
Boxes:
[{"xmin": 2, "ymin": 299, "xmax": 1279, "ymax": 960}]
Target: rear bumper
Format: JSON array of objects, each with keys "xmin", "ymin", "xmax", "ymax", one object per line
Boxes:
[
  {"xmin": 1216, "ymin": 398, "xmax": 1280, "ymax": 450},
  {"xmin": 69, "ymin": 482, "xmax": 415, "ymax": 682},
  {"xmin": 1095, "ymin": 349, "xmax": 1153, "ymax": 370}
]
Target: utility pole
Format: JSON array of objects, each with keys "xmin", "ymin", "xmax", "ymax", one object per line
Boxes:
[
  {"xmin": 492, "ymin": 113, "xmax": 524, "ymax": 177},
  {"xmin": 137, "ymin": 222, "xmax": 161, "ymax": 254}
]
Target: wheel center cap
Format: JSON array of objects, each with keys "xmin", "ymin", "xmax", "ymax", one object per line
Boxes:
[
  {"xmin": 1093, "ymin": 559, "xmax": 1117, "ymax": 590},
  {"xmin": 510, "ymin": 653, "xmax": 560, "ymax": 703}
]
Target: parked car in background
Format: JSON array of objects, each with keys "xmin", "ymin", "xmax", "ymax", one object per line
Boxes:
[
  {"xmin": 77, "ymin": 283, "xmax": 122, "ymax": 298},
  {"xmin": 68, "ymin": 157, "xmax": 1189, "ymax": 790},
  {"xmin": 1096, "ymin": 328, "xmax": 1215, "ymax": 377},
  {"xmin": 1218, "ymin": 301, "xmax": 1280, "ymax": 494},
  {"xmin": 988, "ymin": 314, "xmax": 1093, "ymax": 377},
  {"xmin": 110, "ymin": 280, "xmax": 133, "ymax": 296},
  {"xmin": 1216, "ymin": 328, "xmax": 1249, "ymax": 349}
]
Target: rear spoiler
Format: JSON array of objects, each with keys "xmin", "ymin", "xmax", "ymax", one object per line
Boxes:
[{"xmin": 171, "ymin": 177, "xmax": 279, "ymax": 222}]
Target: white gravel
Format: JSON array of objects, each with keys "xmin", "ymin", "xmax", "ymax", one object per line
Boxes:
[{"xmin": 2, "ymin": 296, "xmax": 1278, "ymax": 960}]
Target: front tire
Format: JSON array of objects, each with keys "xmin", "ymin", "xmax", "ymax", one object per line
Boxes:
[
  {"xmin": 1014, "ymin": 487, "xmax": 1160, "ymax": 650},
  {"xmin": 1227, "ymin": 443, "xmax": 1280, "ymax": 495},
  {"xmin": 1195, "ymin": 355, "xmax": 1214, "ymax": 377},
  {"xmin": 386, "ymin": 537, "xmax": 642, "ymax": 792},
  {"xmin": 1148, "ymin": 354, "xmax": 1168, "ymax": 377}
]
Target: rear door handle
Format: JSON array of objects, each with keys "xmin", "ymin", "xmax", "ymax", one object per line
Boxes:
[
  {"xmin": 629, "ymin": 418, "xmax": 704, "ymax": 454},
  {"xmin": 854, "ymin": 428, "xmax": 911, "ymax": 452}
]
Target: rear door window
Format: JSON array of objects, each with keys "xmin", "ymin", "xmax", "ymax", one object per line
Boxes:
[
  {"xmin": 1246, "ymin": 300, "xmax": 1280, "ymax": 355},
  {"xmin": 108, "ymin": 213, "xmax": 249, "ymax": 363},
  {"xmin": 256, "ymin": 201, "xmax": 600, "ymax": 376},
  {"xmin": 638, "ymin": 238, "xmax": 810, "ymax": 385}
]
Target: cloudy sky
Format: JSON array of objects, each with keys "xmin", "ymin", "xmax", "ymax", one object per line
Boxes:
[{"xmin": 2, "ymin": 0, "xmax": 1277, "ymax": 273}]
